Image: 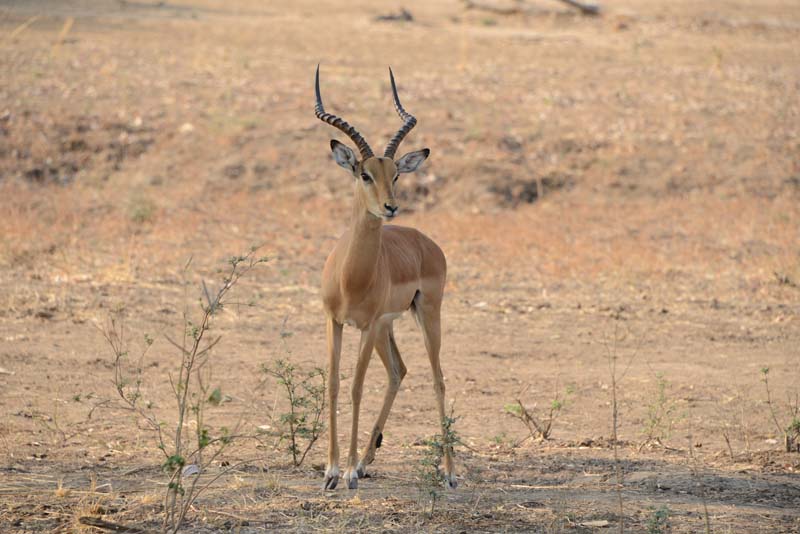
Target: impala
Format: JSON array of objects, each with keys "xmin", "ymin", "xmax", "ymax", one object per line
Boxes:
[{"xmin": 314, "ymin": 66, "xmax": 455, "ymax": 490}]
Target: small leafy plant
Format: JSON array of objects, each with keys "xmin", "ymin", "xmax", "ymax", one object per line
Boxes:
[
  {"xmin": 416, "ymin": 412, "xmax": 459, "ymax": 517},
  {"xmin": 262, "ymin": 358, "xmax": 326, "ymax": 467},
  {"xmin": 97, "ymin": 248, "xmax": 267, "ymax": 533},
  {"xmin": 640, "ymin": 371, "xmax": 681, "ymax": 450},
  {"xmin": 646, "ymin": 505, "xmax": 671, "ymax": 534},
  {"xmin": 504, "ymin": 382, "xmax": 574, "ymax": 442},
  {"xmin": 761, "ymin": 367, "xmax": 800, "ymax": 453}
]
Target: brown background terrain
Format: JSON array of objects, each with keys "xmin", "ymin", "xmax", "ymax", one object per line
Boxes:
[{"xmin": 1, "ymin": 0, "xmax": 799, "ymax": 531}]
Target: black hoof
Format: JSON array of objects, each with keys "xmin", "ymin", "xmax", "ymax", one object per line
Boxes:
[{"xmin": 323, "ymin": 476, "xmax": 338, "ymax": 490}]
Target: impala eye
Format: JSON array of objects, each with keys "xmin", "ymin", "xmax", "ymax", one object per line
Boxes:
[
  {"xmin": 361, "ymin": 173, "xmax": 372, "ymax": 182},
  {"xmin": 392, "ymin": 174, "xmax": 399, "ymax": 183}
]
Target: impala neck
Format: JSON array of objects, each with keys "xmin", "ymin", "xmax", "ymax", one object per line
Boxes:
[{"xmin": 341, "ymin": 185, "xmax": 383, "ymax": 294}]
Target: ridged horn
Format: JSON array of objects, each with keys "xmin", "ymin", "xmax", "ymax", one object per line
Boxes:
[
  {"xmin": 384, "ymin": 67, "xmax": 418, "ymax": 159},
  {"xmin": 314, "ymin": 64, "xmax": 374, "ymax": 160}
]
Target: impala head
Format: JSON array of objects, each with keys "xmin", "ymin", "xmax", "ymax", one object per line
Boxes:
[{"xmin": 315, "ymin": 65, "xmax": 430, "ymax": 221}]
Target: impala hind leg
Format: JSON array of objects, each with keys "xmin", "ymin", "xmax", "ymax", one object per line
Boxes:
[
  {"xmin": 323, "ymin": 318, "xmax": 343, "ymax": 490},
  {"xmin": 344, "ymin": 325, "xmax": 378, "ymax": 489},
  {"xmin": 357, "ymin": 323, "xmax": 407, "ymax": 478},
  {"xmin": 413, "ymin": 294, "xmax": 457, "ymax": 489}
]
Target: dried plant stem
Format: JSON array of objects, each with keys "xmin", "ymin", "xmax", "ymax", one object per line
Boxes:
[
  {"xmin": 722, "ymin": 431, "xmax": 734, "ymax": 460},
  {"xmin": 762, "ymin": 369, "xmax": 785, "ymax": 439},
  {"xmin": 7, "ymin": 15, "xmax": 40, "ymax": 41},
  {"xmin": 602, "ymin": 321, "xmax": 644, "ymax": 534},
  {"xmin": 610, "ymin": 352, "xmax": 624, "ymax": 534},
  {"xmin": 687, "ymin": 423, "xmax": 712, "ymax": 534},
  {"xmin": 761, "ymin": 367, "xmax": 799, "ymax": 453}
]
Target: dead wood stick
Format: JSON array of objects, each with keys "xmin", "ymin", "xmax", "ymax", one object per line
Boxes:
[
  {"xmin": 462, "ymin": 0, "xmax": 523, "ymax": 15},
  {"xmin": 463, "ymin": 0, "xmax": 599, "ymax": 16},
  {"xmin": 553, "ymin": 0, "xmax": 600, "ymax": 16},
  {"xmin": 78, "ymin": 517, "xmax": 151, "ymax": 533},
  {"xmin": 205, "ymin": 509, "xmax": 275, "ymax": 524}
]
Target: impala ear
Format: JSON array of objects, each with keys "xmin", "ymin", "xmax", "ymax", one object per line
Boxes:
[
  {"xmin": 330, "ymin": 139, "xmax": 358, "ymax": 172},
  {"xmin": 396, "ymin": 148, "xmax": 430, "ymax": 174}
]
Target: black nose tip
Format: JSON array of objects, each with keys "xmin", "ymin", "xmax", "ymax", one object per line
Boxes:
[{"xmin": 384, "ymin": 203, "xmax": 397, "ymax": 213}]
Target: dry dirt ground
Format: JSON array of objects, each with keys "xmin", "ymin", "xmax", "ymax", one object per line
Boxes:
[{"xmin": 1, "ymin": 0, "xmax": 800, "ymax": 532}]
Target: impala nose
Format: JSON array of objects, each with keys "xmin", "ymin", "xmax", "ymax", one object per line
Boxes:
[{"xmin": 384, "ymin": 203, "xmax": 398, "ymax": 216}]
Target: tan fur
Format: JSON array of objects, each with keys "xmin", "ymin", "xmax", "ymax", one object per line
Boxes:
[{"xmin": 320, "ymin": 155, "xmax": 455, "ymax": 490}]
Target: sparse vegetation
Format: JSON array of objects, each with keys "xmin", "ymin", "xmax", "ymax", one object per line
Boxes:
[
  {"xmin": 640, "ymin": 371, "xmax": 681, "ymax": 450},
  {"xmin": 504, "ymin": 381, "xmax": 574, "ymax": 442},
  {"xmin": 716, "ymin": 389, "xmax": 756, "ymax": 461},
  {"xmin": 687, "ymin": 421, "xmax": 712, "ymax": 534},
  {"xmin": 97, "ymin": 249, "xmax": 267, "ymax": 533},
  {"xmin": 760, "ymin": 367, "xmax": 800, "ymax": 453},
  {"xmin": 31, "ymin": 396, "xmax": 81, "ymax": 447},
  {"xmin": 261, "ymin": 358, "xmax": 326, "ymax": 467},
  {"xmin": 603, "ymin": 322, "xmax": 643, "ymax": 534},
  {"xmin": 646, "ymin": 505, "xmax": 670, "ymax": 534},
  {"xmin": 416, "ymin": 412, "xmax": 460, "ymax": 517},
  {"xmin": 128, "ymin": 194, "xmax": 156, "ymax": 225}
]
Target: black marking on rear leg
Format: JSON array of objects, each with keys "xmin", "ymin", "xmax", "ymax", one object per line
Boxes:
[
  {"xmin": 376, "ymin": 432, "xmax": 383, "ymax": 449},
  {"xmin": 409, "ymin": 290, "xmax": 421, "ymax": 311},
  {"xmin": 410, "ymin": 290, "xmax": 422, "ymax": 326}
]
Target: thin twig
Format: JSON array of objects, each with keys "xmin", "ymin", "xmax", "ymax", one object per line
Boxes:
[
  {"xmin": 205, "ymin": 509, "xmax": 275, "ymax": 524},
  {"xmin": 6, "ymin": 15, "xmax": 40, "ymax": 41},
  {"xmin": 687, "ymin": 422, "xmax": 712, "ymax": 534},
  {"xmin": 78, "ymin": 517, "xmax": 152, "ymax": 533}
]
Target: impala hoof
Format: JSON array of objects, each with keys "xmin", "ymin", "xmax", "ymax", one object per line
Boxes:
[
  {"xmin": 322, "ymin": 467, "xmax": 339, "ymax": 490},
  {"xmin": 344, "ymin": 469, "xmax": 359, "ymax": 489},
  {"xmin": 445, "ymin": 474, "xmax": 458, "ymax": 490},
  {"xmin": 356, "ymin": 462, "xmax": 366, "ymax": 479}
]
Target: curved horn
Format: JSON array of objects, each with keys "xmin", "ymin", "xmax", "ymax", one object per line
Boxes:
[
  {"xmin": 315, "ymin": 65, "xmax": 374, "ymax": 160},
  {"xmin": 384, "ymin": 67, "xmax": 418, "ymax": 159}
]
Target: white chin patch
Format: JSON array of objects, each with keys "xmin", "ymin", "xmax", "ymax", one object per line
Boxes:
[{"xmin": 370, "ymin": 210, "xmax": 390, "ymax": 220}]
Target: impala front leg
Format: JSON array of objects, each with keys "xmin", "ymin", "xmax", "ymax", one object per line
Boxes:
[
  {"xmin": 344, "ymin": 325, "xmax": 377, "ymax": 489},
  {"xmin": 323, "ymin": 318, "xmax": 343, "ymax": 490}
]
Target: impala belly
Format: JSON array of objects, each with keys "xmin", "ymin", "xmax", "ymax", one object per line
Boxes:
[
  {"xmin": 383, "ymin": 280, "xmax": 419, "ymax": 314},
  {"xmin": 327, "ymin": 280, "xmax": 420, "ymax": 330}
]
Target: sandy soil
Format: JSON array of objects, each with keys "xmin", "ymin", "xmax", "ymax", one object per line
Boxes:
[{"xmin": 1, "ymin": 0, "xmax": 799, "ymax": 532}]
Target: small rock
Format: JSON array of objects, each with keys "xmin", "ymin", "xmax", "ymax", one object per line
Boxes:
[
  {"xmin": 223, "ymin": 163, "xmax": 246, "ymax": 179},
  {"xmin": 182, "ymin": 464, "xmax": 200, "ymax": 476},
  {"xmin": 581, "ymin": 520, "xmax": 609, "ymax": 528},
  {"xmin": 374, "ymin": 8, "xmax": 413, "ymax": 22}
]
